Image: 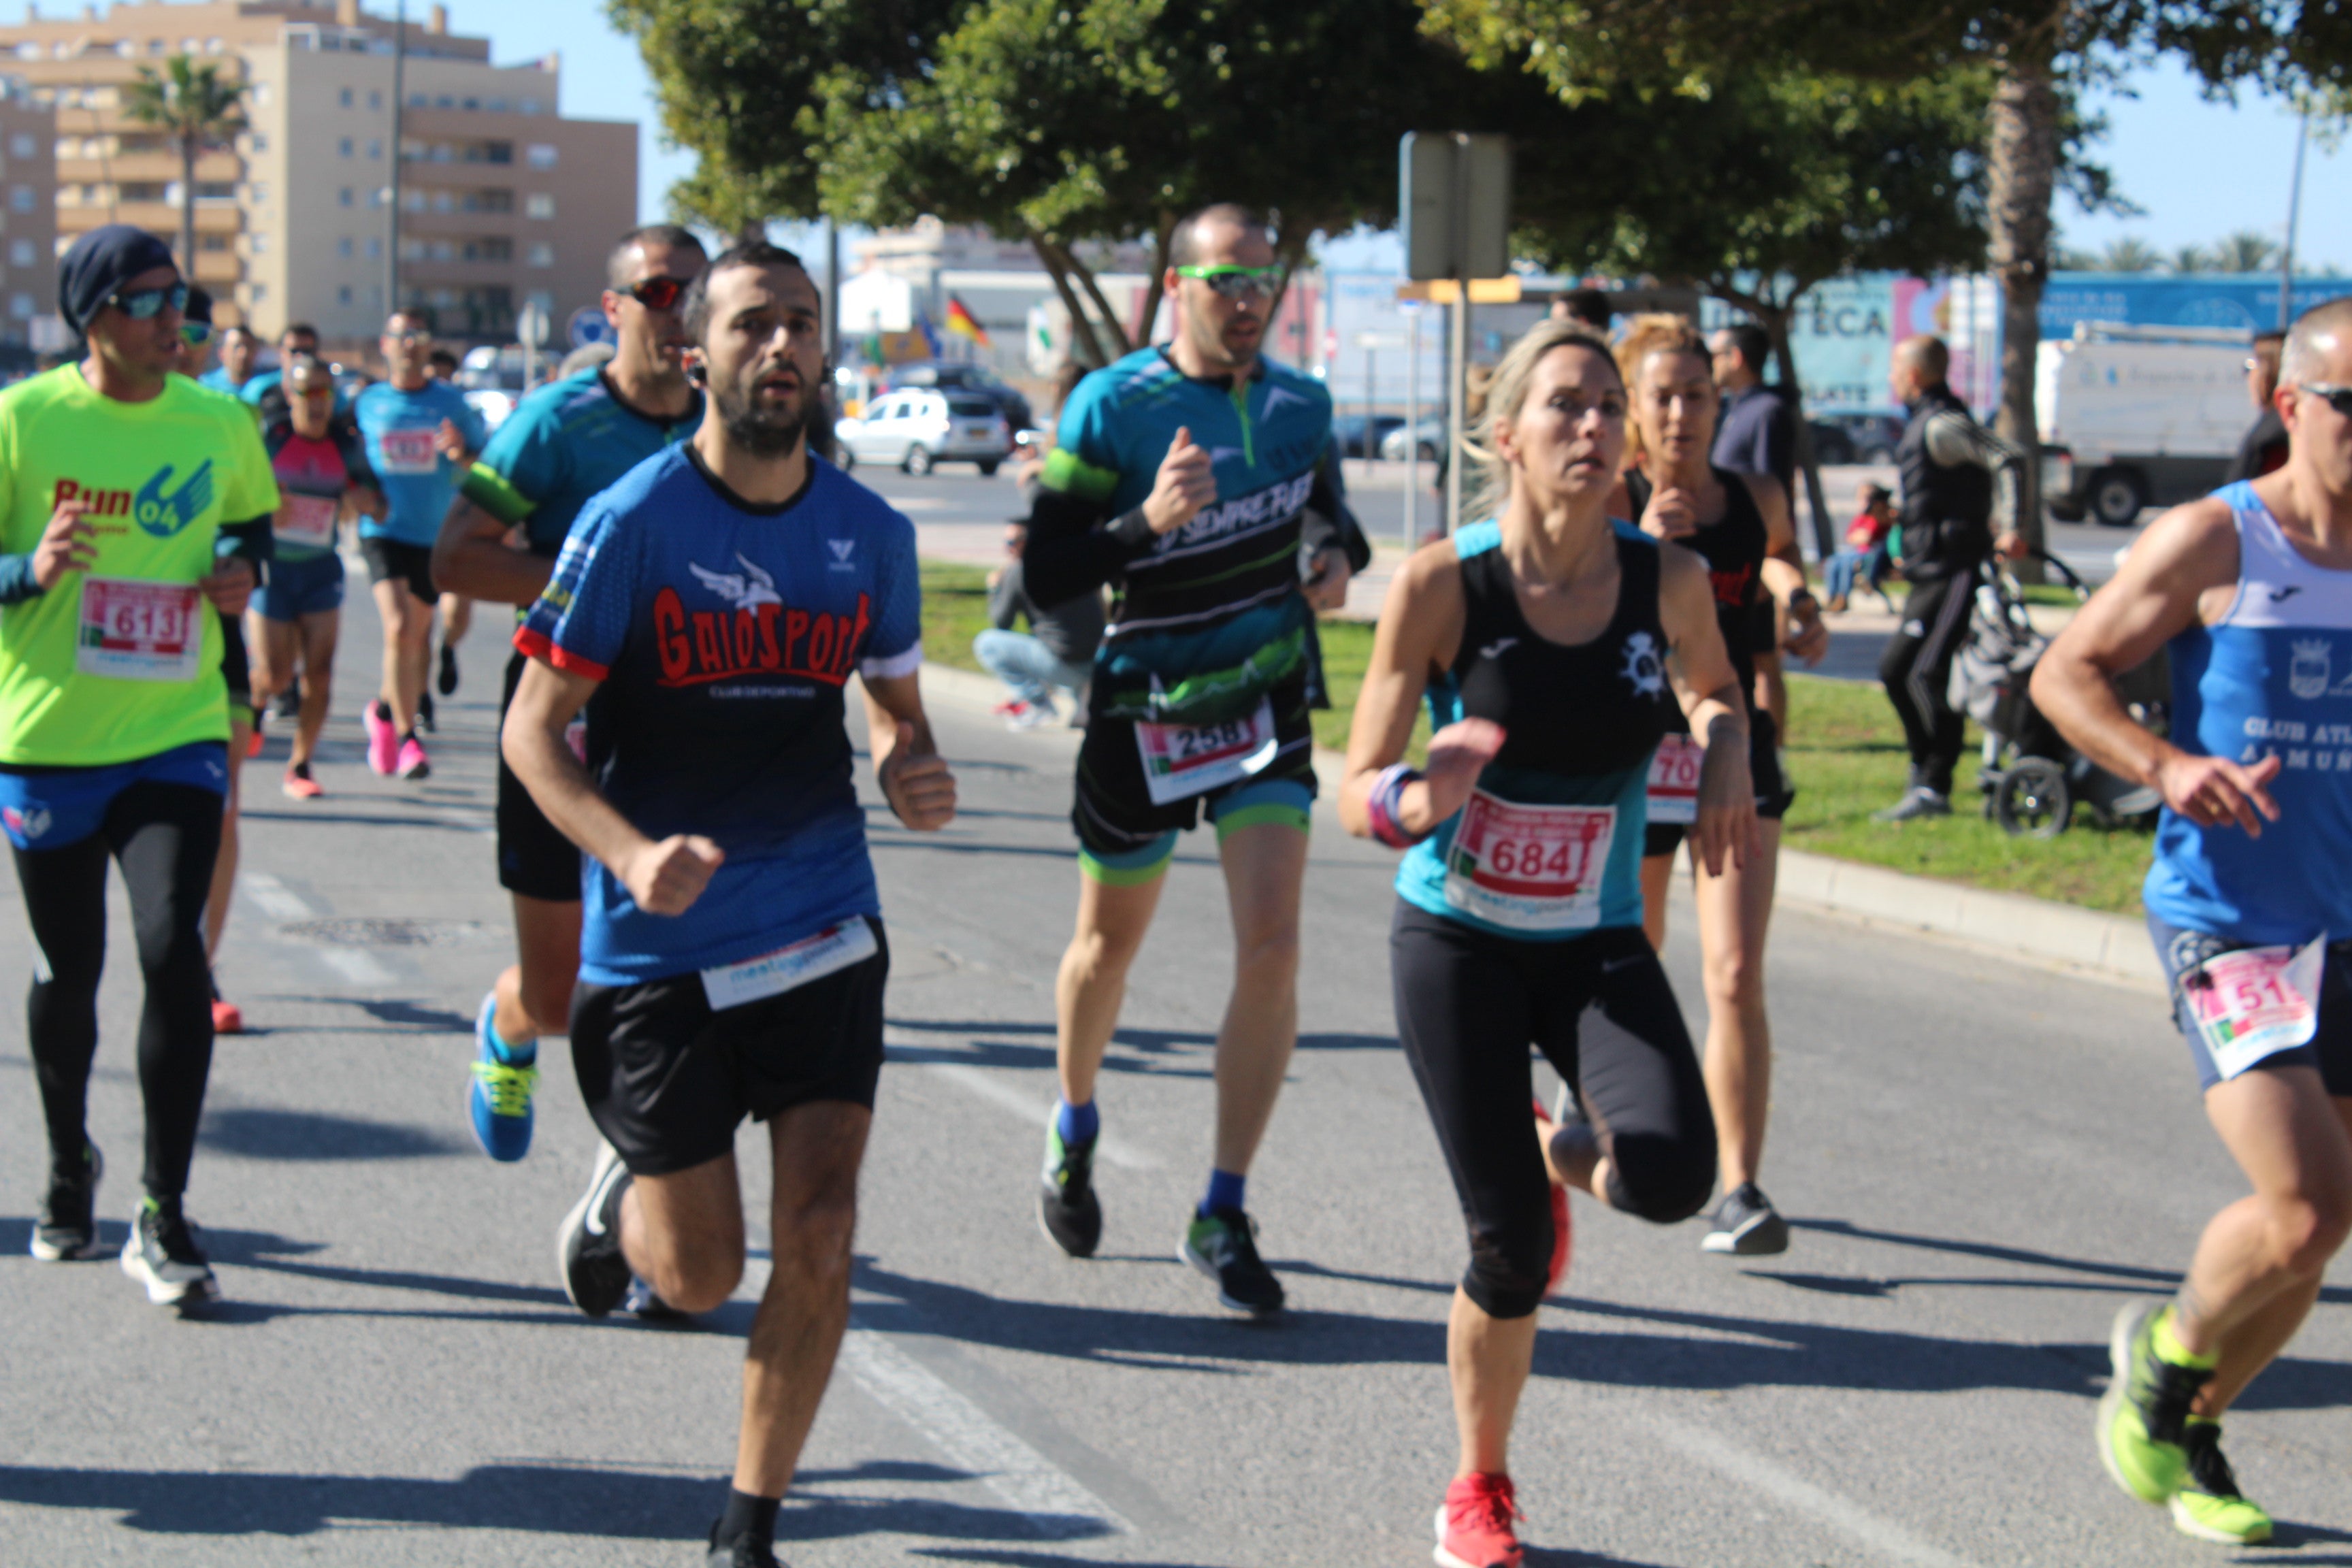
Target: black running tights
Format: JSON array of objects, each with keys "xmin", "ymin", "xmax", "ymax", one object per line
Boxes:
[
  {"xmin": 1391, "ymin": 900, "xmax": 1717, "ymax": 1320},
  {"xmin": 14, "ymin": 781, "xmax": 223, "ymax": 1199}
]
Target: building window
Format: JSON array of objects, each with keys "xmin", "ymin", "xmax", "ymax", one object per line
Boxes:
[
  {"xmin": 462, "ymin": 97, "xmax": 479, "ymax": 111},
  {"xmin": 248, "ymin": 131, "xmax": 268, "ymax": 152},
  {"xmin": 489, "ymin": 98, "xmax": 506, "ymax": 112},
  {"xmin": 338, "ymin": 236, "xmax": 353, "ymax": 258},
  {"xmin": 250, "ymin": 232, "xmax": 268, "ymax": 253},
  {"xmin": 253, "ymin": 83, "xmax": 271, "ymax": 108},
  {"xmin": 365, "ymin": 139, "xmax": 380, "ymax": 159},
  {"xmin": 208, "ymin": 38, "xmax": 225, "ymax": 54},
  {"xmin": 195, "ymin": 181, "xmax": 235, "ymax": 204},
  {"xmin": 525, "ymin": 243, "xmax": 553, "ymax": 268},
  {"xmin": 519, "ymin": 98, "xmax": 540, "ymax": 115},
  {"xmin": 408, "ymin": 93, "xmax": 427, "ymax": 108},
  {"xmin": 365, "ymin": 236, "xmax": 381, "ymax": 259},
  {"xmin": 250, "ymin": 283, "xmax": 267, "ymax": 302},
  {"xmin": 524, "ymin": 193, "xmax": 554, "ymax": 220},
  {"xmin": 14, "ymin": 44, "xmax": 38, "ymax": 61},
  {"xmin": 8, "ymin": 240, "xmax": 31, "ymax": 267},
  {"xmin": 180, "ymin": 39, "xmax": 200, "ymax": 55},
  {"xmin": 9, "ymin": 294, "xmax": 32, "ymax": 320},
  {"xmin": 199, "ymin": 234, "xmax": 230, "ymax": 252},
  {"xmin": 339, "ymin": 87, "xmax": 354, "ymax": 108},
  {"xmin": 339, "ymin": 186, "xmax": 353, "ymax": 206},
  {"xmin": 435, "ymin": 95, "xmax": 453, "ymax": 108},
  {"xmin": 525, "ymin": 144, "xmax": 557, "ymax": 169},
  {"xmin": 9, "ymin": 134, "xmax": 32, "ymax": 159},
  {"xmin": 338, "ymin": 285, "xmax": 353, "ymax": 306},
  {"xmin": 11, "ymin": 186, "xmax": 35, "ymax": 213},
  {"xmin": 368, "ymin": 90, "xmax": 382, "ymax": 110},
  {"xmin": 339, "ymin": 137, "xmax": 353, "ymax": 157}
]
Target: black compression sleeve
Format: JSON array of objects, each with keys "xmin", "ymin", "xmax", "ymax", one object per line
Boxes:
[
  {"xmin": 216, "ymin": 514, "xmax": 275, "ymax": 564},
  {"xmin": 1302, "ymin": 446, "xmax": 1371, "ymax": 572},
  {"xmin": 1021, "ymin": 487, "xmax": 1157, "ymax": 608}
]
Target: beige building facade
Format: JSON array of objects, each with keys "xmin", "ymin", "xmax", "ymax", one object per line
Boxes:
[{"xmin": 0, "ymin": 0, "xmax": 633, "ymax": 346}]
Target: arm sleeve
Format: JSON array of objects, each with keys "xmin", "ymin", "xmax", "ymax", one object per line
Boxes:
[
  {"xmin": 1924, "ymin": 411, "xmax": 2025, "ymax": 534},
  {"xmin": 986, "ymin": 561, "xmax": 1022, "ymax": 630},
  {"xmin": 216, "ymin": 515, "xmax": 274, "ymax": 564},
  {"xmin": 0, "ymin": 553, "xmax": 42, "ymax": 605},
  {"xmin": 857, "ymin": 511, "xmax": 924, "ymax": 681},
  {"xmin": 461, "ymin": 406, "xmax": 564, "ymax": 527},
  {"xmin": 215, "ymin": 410, "xmax": 281, "ymax": 561},
  {"xmin": 1021, "ymin": 381, "xmax": 1159, "ymax": 606},
  {"xmin": 1298, "ymin": 442, "xmax": 1371, "ymax": 572},
  {"xmin": 513, "ymin": 500, "xmax": 635, "ymax": 681}
]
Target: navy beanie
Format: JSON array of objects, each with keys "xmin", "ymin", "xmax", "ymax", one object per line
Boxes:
[{"xmin": 58, "ymin": 224, "xmax": 178, "ymax": 338}]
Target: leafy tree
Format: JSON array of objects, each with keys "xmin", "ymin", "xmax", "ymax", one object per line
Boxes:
[
  {"xmin": 2168, "ymin": 242, "xmax": 2210, "ymax": 274},
  {"xmin": 122, "ymin": 54, "xmax": 246, "ymax": 279},
  {"xmin": 1420, "ymin": 0, "xmax": 2342, "ymax": 555},
  {"xmin": 2210, "ymin": 229, "xmax": 2279, "ymax": 273},
  {"xmin": 2097, "ymin": 236, "xmax": 2162, "ymax": 272}
]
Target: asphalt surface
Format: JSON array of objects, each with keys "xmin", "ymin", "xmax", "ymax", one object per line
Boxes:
[{"xmin": 3, "ymin": 542, "xmax": 2347, "ymax": 1567}]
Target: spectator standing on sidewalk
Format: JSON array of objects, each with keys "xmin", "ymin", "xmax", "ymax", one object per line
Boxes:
[
  {"xmin": 977, "ymin": 523, "xmax": 1102, "ymax": 728},
  {"xmin": 2225, "ymin": 330, "xmax": 2289, "ymax": 483}
]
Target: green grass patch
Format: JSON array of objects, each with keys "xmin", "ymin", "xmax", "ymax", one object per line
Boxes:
[
  {"xmin": 920, "ymin": 558, "xmax": 992, "ymax": 675},
  {"xmin": 1313, "ymin": 617, "xmax": 1428, "ymax": 764},
  {"xmin": 1780, "ymin": 672, "xmax": 2151, "ymax": 912}
]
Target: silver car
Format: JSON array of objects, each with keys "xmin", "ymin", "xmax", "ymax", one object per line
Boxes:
[{"xmin": 834, "ymin": 389, "xmax": 1012, "ymax": 476}]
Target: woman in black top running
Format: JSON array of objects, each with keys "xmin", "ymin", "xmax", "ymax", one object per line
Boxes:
[
  {"xmin": 1617, "ymin": 314, "xmax": 1827, "ymax": 1260},
  {"xmin": 1340, "ymin": 318, "xmax": 1756, "ymax": 1568}
]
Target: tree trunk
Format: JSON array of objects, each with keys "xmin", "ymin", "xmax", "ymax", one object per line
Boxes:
[
  {"xmin": 1130, "ymin": 214, "xmax": 1176, "ymax": 346},
  {"xmin": 1763, "ymin": 307, "xmax": 1838, "ymax": 566},
  {"xmin": 1987, "ymin": 48, "xmax": 2059, "ymax": 578},
  {"xmin": 178, "ymin": 134, "xmax": 197, "ymax": 279},
  {"xmin": 1030, "ymin": 235, "xmax": 1111, "ymax": 369},
  {"xmin": 1063, "ymin": 246, "xmax": 1134, "ymax": 360}
]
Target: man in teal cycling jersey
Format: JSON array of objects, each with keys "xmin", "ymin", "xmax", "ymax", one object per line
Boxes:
[{"xmin": 1023, "ymin": 203, "xmax": 1365, "ymax": 1316}]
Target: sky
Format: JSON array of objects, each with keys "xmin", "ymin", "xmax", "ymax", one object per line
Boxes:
[{"xmin": 409, "ymin": 3, "xmax": 2342, "ymax": 276}]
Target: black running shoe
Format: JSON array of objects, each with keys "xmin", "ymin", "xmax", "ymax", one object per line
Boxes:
[
  {"xmin": 1701, "ymin": 1182, "xmax": 1791, "ymax": 1256},
  {"xmin": 120, "ymin": 1196, "xmax": 219, "ymax": 1306},
  {"xmin": 417, "ymin": 690, "xmax": 436, "ymax": 733},
  {"xmin": 273, "ymin": 683, "xmax": 301, "ymax": 720},
  {"xmin": 557, "ymin": 1142, "xmax": 635, "ymax": 1317},
  {"xmin": 1037, "ymin": 1123, "xmax": 1102, "ymax": 1257},
  {"xmin": 1180, "ymin": 1206, "xmax": 1284, "ymax": 1316},
  {"xmin": 437, "ymin": 642, "xmax": 460, "ymax": 697},
  {"xmin": 31, "ymin": 1141, "xmax": 103, "ymax": 1261},
  {"xmin": 708, "ymin": 1522, "xmax": 784, "ymax": 1567}
]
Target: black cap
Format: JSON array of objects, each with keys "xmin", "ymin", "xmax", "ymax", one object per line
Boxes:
[{"xmin": 58, "ymin": 224, "xmax": 178, "ymax": 338}]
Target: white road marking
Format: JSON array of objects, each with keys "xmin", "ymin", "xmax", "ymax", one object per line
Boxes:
[
  {"xmin": 239, "ymin": 870, "xmax": 316, "ymax": 919},
  {"xmin": 838, "ymin": 1327, "xmax": 1130, "ymax": 1539},
  {"xmin": 920, "ymin": 1060, "xmax": 1159, "ymax": 1170},
  {"xmin": 319, "ymin": 947, "xmax": 395, "ymax": 985},
  {"xmin": 1644, "ymin": 1413, "xmax": 1978, "ymax": 1568}
]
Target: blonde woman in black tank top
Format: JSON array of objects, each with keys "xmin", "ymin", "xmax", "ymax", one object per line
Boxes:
[{"xmin": 1618, "ymin": 316, "xmax": 1829, "ymax": 1260}]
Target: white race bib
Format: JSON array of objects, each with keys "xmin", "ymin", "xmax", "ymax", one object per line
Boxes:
[
  {"xmin": 699, "ymin": 919, "xmax": 877, "ymax": 1011},
  {"xmin": 1133, "ymin": 697, "xmax": 1277, "ymax": 806},
  {"xmin": 374, "ymin": 427, "xmax": 440, "ymax": 475},
  {"xmin": 2183, "ymin": 936, "xmax": 2327, "ymax": 1080},
  {"xmin": 1645, "ymin": 733, "xmax": 1703, "ymax": 825},
  {"xmin": 275, "ymin": 492, "xmax": 340, "ymax": 550},
  {"xmin": 1441, "ymin": 789, "xmax": 1616, "ymax": 932},
  {"xmin": 76, "ymin": 578, "xmax": 203, "ymax": 682}
]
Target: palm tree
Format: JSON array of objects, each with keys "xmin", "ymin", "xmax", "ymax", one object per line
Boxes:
[
  {"xmin": 2170, "ymin": 244, "xmax": 2210, "ymax": 275},
  {"xmin": 2210, "ymin": 230, "xmax": 2279, "ymax": 274},
  {"xmin": 122, "ymin": 55, "xmax": 247, "ymax": 280},
  {"xmin": 2097, "ymin": 237, "xmax": 2162, "ymax": 274}
]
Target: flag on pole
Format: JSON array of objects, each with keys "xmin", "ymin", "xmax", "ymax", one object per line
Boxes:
[
  {"xmin": 944, "ymin": 295, "xmax": 992, "ymax": 348},
  {"xmin": 913, "ymin": 308, "xmax": 942, "ymax": 358}
]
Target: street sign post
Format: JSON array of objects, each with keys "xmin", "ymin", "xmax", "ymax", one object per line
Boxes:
[
  {"xmin": 517, "ymin": 301, "xmax": 551, "ymax": 393},
  {"xmin": 1401, "ymin": 133, "xmax": 1510, "ymax": 534}
]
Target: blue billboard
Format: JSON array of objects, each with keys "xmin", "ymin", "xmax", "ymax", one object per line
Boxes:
[{"xmin": 2040, "ymin": 273, "xmax": 2352, "ymax": 337}]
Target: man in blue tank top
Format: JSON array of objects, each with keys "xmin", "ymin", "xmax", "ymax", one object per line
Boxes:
[
  {"xmin": 2035, "ymin": 296, "xmax": 2352, "ymax": 1549},
  {"xmin": 1020, "ymin": 203, "xmax": 1366, "ymax": 1316}
]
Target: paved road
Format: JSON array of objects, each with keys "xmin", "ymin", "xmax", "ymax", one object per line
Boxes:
[{"xmin": 3, "ymin": 558, "xmax": 2346, "ymax": 1566}]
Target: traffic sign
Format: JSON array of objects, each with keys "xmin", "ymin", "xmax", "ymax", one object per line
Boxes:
[
  {"xmin": 567, "ymin": 306, "xmax": 612, "ymax": 350},
  {"xmin": 517, "ymin": 301, "xmax": 551, "ymax": 350},
  {"xmin": 1401, "ymin": 132, "xmax": 1511, "ymax": 283}
]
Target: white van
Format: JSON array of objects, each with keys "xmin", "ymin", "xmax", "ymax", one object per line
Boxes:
[{"xmin": 2036, "ymin": 322, "xmax": 2253, "ymax": 525}]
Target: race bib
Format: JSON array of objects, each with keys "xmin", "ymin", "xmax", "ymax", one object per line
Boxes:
[
  {"xmin": 1134, "ymin": 697, "xmax": 1277, "ymax": 806},
  {"xmin": 1645, "ymin": 733, "xmax": 1703, "ymax": 826},
  {"xmin": 76, "ymin": 578, "xmax": 203, "ymax": 682},
  {"xmin": 699, "ymin": 919, "xmax": 878, "ymax": 1011},
  {"xmin": 2183, "ymin": 936, "xmax": 2327, "ymax": 1080},
  {"xmin": 1442, "ymin": 790, "xmax": 1615, "ymax": 932},
  {"xmin": 275, "ymin": 492, "xmax": 340, "ymax": 549},
  {"xmin": 374, "ymin": 426, "xmax": 440, "ymax": 475}
]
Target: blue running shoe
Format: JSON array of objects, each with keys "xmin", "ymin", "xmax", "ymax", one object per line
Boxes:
[{"xmin": 468, "ymin": 992, "xmax": 538, "ymax": 1162}]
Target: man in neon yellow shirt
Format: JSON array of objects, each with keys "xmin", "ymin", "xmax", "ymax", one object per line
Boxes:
[{"xmin": 0, "ymin": 226, "xmax": 278, "ymax": 1308}]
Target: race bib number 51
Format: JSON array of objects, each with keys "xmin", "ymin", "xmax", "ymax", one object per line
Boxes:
[
  {"xmin": 77, "ymin": 577, "xmax": 203, "ymax": 682},
  {"xmin": 1134, "ymin": 698, "xmax": 1277, "ymax": 806},
  {"xmin": 2183, "ymin": 936, "xmax": 2327, "ymax": 1080},
  {"xmin": 1442, "ymin": 790, "xmax": 1615, "ymax": 932}
]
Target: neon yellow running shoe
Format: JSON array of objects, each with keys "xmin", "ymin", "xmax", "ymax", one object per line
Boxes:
[
  {"xmin": 2097, "ymin": 1301, "xmax": 2212, "ymax": 1505},
  {"xmin": 2169, "ymin": 1420, "xmax": 2273, "ymax": 1544}
]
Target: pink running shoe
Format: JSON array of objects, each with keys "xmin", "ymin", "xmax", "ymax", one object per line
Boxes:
[
  {"xmin": 365, "ymin": 701, "xmax": 399, "ymax": 776},
  {"xmin": 397, "ymin": 734, "xmax": 431, "ymax": 780},
  {"xmin": 1435, "ymin": 1473, "xmax": 1524, "ymax": 1568},
  {"xmin": 282, "ymin": 765, "xmax": 324, "ymax": 800}
]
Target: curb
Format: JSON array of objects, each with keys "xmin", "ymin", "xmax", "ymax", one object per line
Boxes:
[{"xmin": 919, "ymin": 662, "xmax": 2161, "ymax": 993}]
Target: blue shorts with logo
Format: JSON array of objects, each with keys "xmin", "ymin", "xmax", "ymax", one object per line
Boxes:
[
  {"xmin": 2146, "ymin": 913, "xmax": 2352, "ymax": 1095},
  {"xmin": 258, "ymin": 551, "xmax": 346, "ymax": 622},
  {"xmin": 0, "ymin": 742, "xmax": 230, "ymax": 851}
]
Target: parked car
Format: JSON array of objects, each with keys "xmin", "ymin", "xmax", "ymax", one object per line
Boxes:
[
  {"xmin": 2036, "ymin": 321, "xmax": 2249, "ymax": 525},
  {"xmin": 1379, "ymin": 416, "xmax": 1448, "ymax": 462},
  {"xmin": 1331, "ymin": 413, "xmax": 1407, "ymax": 461},
  {"xmin": 834, "ymin": 388, "xmax": 1013, "ymax": 475},
  {"xmin": 881, "ymin": 361, "xmax": 1034, "ymax": 435},
  {"xmin": 1807, "ymin": 411, "xmax": 1904, "ymax": 466}
]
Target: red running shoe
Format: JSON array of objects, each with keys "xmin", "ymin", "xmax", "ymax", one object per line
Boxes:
[
  {"xmin": 244, "ymin": 723, "xmax": 263, "ymax": 760},
  {"xmin": 211, "ymin": 998, "xmax": 244, "ymax": 1035},
  {"xmin": 1435, "ymin": 1472, "xmax": 1524, "ymax": 1568},
  {"xmin": 1529, "ymin": 1098, "xmax": 1572, "ymax": 1296}
]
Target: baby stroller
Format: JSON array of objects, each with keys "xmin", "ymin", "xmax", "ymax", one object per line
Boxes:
[{"xmin": 1949, "ymin": 550, "xmax": 2168, "ymax": 838}]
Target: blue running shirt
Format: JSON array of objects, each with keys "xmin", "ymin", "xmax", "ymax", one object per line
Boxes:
[
  {"xmin": 2146, "ymin": 482, "xmax": 2352, "ymax": 946},
  {"xmin": 353, "ymin": 380, "xmax": 485, "ymax": 547},
  {"xmin": 516, "ymin": 446, "xmax": 921, "ymax": 984},
  {"xmin": 461, "ymin": 368, "xmax": 702, "ymax": 558}
]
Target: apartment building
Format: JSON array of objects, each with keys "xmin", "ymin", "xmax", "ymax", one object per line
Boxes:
[
  {"xmin": 0, "ymin": 0, "xmax": 634, "ymax": 344},
  {"xmin": 0, "ymin": 78, "xmax": 57, "ymax": 344}
]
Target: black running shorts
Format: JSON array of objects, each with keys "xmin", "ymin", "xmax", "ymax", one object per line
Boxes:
[
  {"xmin": 568, "ymin": 917, "xmax": 889, "ymax": 1176},
  {"xmin": 1644, "ymin": 708, "xmax": 1794, "ymax": 859},
  {"xmin": 496, "ymin": 650, "xmax": 583, "ymax": 901},
  {"xmin": 359, "ymin": 536, "xmax": 438, "ymax": 606},
  {"xmin": 1071, "ymin": 669, "xmax": 1318, "ymax": 863}
]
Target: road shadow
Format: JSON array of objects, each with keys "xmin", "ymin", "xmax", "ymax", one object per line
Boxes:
[
  {"xmin": 0, "ymin": 1460, "xmax": 1103, "ymax": 1545},
  {"xmin": 198, "ymin": 1107, "xmax": 466, "ymax": 1161},
  {"xmin": 1797, "ymin": 1218, "xmax": 2352, "ymax": 1307},
  {"xmin": 890, "ymin": 1017, "xmax": 1397, "ymax": 1060}
]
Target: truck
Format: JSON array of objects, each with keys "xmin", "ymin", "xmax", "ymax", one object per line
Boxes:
[{"xmin": 2035, "ymin": 322, "xmax": 2255, "ymax": 526}]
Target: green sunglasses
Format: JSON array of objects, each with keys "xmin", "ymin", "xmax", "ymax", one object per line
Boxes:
[{"xmin": 1175, "ymin": 264, "xmax": 1279, "ymax": 301}]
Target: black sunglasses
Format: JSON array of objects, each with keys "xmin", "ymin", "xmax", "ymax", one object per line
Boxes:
[
  {"xmin": 623, "ymin": 275, "xmax": 692, "ymax": 313},
  {"xmin": 108, "ymin": 282, "xmax": 188, "ymax": 321},
  {"xmin": 2300, "ymin": 384, "xmax": 2352, "ymax": 418}
]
